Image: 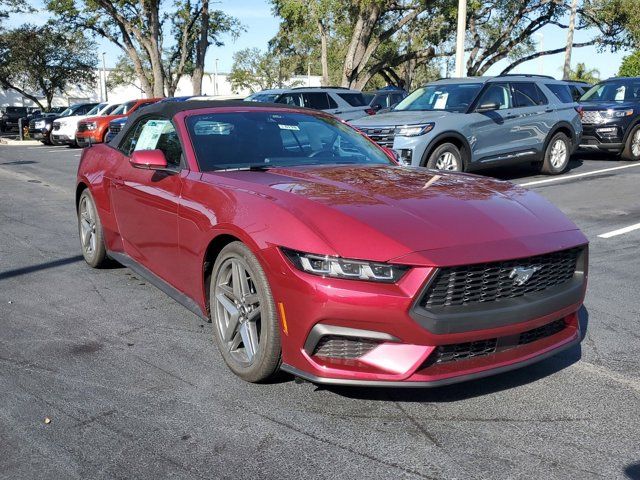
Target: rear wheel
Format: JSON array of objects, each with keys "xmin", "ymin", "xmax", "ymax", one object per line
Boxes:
[
  {"xmin": 540, "ymin": 132, "xmax": 570, "ymax": 174},
  {"xmin": 426, "ymin": 143, "xmax": 463, "ymax": 172},
  {"xmin": 77, "ymin": 189, "xmax": 108, "ymax": 268},
  {"xmin": 210, "ymin": 242, "xmax": 281, "ymax": 383},
  {"xmin": 622, "ymin": 125, "xmax": 640, "ymax": 161}
]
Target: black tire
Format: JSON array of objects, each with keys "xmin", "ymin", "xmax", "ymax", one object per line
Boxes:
[
  {"xmin": 425, "ymin": 142, "xmax": 464, "ymax": 172},
  {"xmin": 210, "ymin": 241, "xmax": 281, "ymax": 383},
  {"xmin": 77, "ymin": 189, "xmax": 108, "ymax": 268},
  {"xmin": 540, "ymin": 132, "xmax": 571, "ymax": 175},
  {"xmin": 621, "ymin": 125, "xmax": 640, "ymax": 161}
]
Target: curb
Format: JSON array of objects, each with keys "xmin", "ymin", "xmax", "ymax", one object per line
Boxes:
[{"xmin": 0, "ymin": 138, "xmax": 43, "ymax": 146}]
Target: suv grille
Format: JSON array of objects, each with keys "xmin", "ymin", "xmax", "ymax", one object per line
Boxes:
[
  {"xmin": 581, "ymin": 111, "xmax": 603, "ymax": 125},
  {"xmin": 312, "ymin": 336, "xmax": 380, "ymax": 359},
  {"xmin": 77, "ymin": 123, "xmax": 89, "ymax": 132},
  {"xmin": 359, "ymin": 126, "xmax": 396, "ymax": 148},
  {"xmin": 109, "ymin": 124, "xmax": 122, "ymax": 135},
  {"xmin": 424, "ymin": 319, "xmax": 567, "ymax": 366},
  {"xmin": 421, "ymin": 248, "xmax": 581, "ymax": 308}
]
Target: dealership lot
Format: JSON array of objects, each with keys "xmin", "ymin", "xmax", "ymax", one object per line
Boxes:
[{"xmin": 0, "ymin": 144, "xmax": 638, "ymax": 479}]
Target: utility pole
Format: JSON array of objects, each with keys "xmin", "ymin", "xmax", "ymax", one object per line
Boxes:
[
  {"xmin": 563, "ymin": 0, "xmax": 579, "ymax": 80},
  {"xmin": 102, "ymin": 52, "xmax": 108, "ymax": 102},
  {"xmin": 454, "ymin": 0, "xmax": 467, "ymax": 77},
  {"xmin": 214, "ymin": 58, "xmax": 219, "ymax": 96}
]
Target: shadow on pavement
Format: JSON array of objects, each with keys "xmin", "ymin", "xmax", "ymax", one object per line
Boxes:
[
  {"xmin": 315, "ymin": 306, "xmax": 589, "ymax": 402},
  {"xmin": 481, "ymin": 157, "xmax": 585, "ymax": 182},
  {"xmin": 0, "ymin": 255, "xmax": 85, "ymax": 281}
]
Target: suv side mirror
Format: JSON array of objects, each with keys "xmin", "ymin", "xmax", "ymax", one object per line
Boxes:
[
  {"xmin": 372, "ymin": 103, "xmax": 383, "ymax": 111},
  {"xmin": 130, "ymin": 149, "xmax": 168, "ymax": 170},
  {"xmin": 476, "ymin": 102, "xmax": 499, "ymax": 113}
]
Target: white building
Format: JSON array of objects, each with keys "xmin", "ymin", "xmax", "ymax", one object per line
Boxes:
[{"xmin": 0, "ymin": 69, "xmax": 322, "ymax": 108}]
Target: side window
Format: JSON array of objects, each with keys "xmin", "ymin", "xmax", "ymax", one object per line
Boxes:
[
  {"xmin": 545, "ymin": 84, "xmax": 574, "ymax": 103},
  {"xmin": 120, "ymin": 117, "xmax": 183, "ymax": 167},
  {"xmin": 303, "ymin": 92, "xmax": 332, "ymax": 110},
  {"xmin": 512, "ymin": 82, "xmax": 547, "ymax": 107},
  {"xmin": 276, "ymin": 94, "xmax": 303, "ymax": 107},
  {"xmin": 570, "ymin": 86, "xmax": 583, "ymax": 102},
  {"xmin": 476, "ymin": 83, "xmax": 512, "ymax": 110}
]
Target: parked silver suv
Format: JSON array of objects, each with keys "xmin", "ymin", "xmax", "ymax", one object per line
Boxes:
[{"xmin": 352, "ymin": 75, "xmax": 583, "ymax": 174}]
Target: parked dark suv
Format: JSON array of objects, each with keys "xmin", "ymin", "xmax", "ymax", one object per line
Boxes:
[
  {"xmin": 0, "ymin": 106, "xmax": 35, "ymax": 132},
  {"xmin": 578, "ymin": 77, "xmax": 640, "ymax": 160}
]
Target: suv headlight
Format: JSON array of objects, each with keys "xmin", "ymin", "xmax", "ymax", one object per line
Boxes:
[
  {"xmin": 599, "ymin": 109, "xmax": 633, "ymax": 119},
  {"xmin": 282, "ymin": 248, "xmax": 409, "ymax": 283},
  {"xmin": 395, "ymin": 123, "xmax": 434, "ymax": 137},
  {"xmin": 34, "ymin": 120, "xmax": 45, "ymax": 129},
  {"xmin": 84, "ymin": 121, "xmax": 97, "ymax": 131}
]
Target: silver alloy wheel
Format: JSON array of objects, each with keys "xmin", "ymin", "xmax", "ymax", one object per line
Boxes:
[
  {"xmin": 79, "ymin": 195, "xmax": 97, "ymax": 258},
  {"xmin": 632, "ymin": 130, "xmax": 640, "ymax": 157},
  {"xmin": 550, "ymin": 139, "xmax": 568, "ymax": 168},
  {"xmin": 214, "ymin": 257, "xmax": 262, "ymax": 365},
  {"xmin": 435, "ymin": 151, "xmax": 458, "ymax": 170}
]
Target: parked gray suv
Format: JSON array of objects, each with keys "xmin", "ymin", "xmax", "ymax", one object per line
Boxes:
[{"xmin": 352, "ymin": 75, "xmax": 583, "ymax": 174}]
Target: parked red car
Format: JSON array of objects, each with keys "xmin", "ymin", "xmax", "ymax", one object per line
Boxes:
[
  {"xmin": 75, "ymin": 98, "xmax": 161, "ymax": 146},
  {"xmin": 76, "ymin": 101, "xmax": 588, "ymax": 386}
]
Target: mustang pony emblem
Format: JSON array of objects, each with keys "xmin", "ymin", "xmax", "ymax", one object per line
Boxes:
[{"xmin": 509, "ymin": 266, "xmax": 542, "ymax": 286}]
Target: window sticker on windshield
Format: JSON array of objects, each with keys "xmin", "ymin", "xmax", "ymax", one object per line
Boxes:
[
  {"xmin": 278, "ymin": 124, "xmax": 300, "ymax": 131},
  {"xmin": 194, "ymin": 121, "xmax": 233, "ymax": 135},
  {"xmin": 433, "ymin": 92, "xmax": 449, "ymax": 110},
  {"xmin": 134, "ymin": 120, "xmax": 170, "ymax": 151}
]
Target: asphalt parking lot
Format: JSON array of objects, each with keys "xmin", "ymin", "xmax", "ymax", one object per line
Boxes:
[{"xmin": 0, "ymin": 143, "xmax": 639, "ymax": 480}]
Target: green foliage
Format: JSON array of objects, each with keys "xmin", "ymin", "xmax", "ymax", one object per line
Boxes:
[
  {"xmin": 567, "ymin": 62, "xmax": 600, "ymax": 83},
  {"xmin": 0, "ymin": 22, "xmax": 97, "ymax": 109},
  {"xmin": 228, "ymin": 48, "xmax": 301, "ymax": 93},
  {"xmin": 619, "ymin": 51, "xmax": 640, "ymax": 77}
]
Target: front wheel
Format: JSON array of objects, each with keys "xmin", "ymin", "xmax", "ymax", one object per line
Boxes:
[
  {"xmin": 210, "ymin": 242, "xmax": 281, "ymax": 383},
  {"xmin": 622, "ymin": 125, "xmax": 640, "ymax": 161},
  {"xmin": 77, "ymin": 189, "xmax": 108, "ymax": 268},
  {"xmin": 425, "ymin": 143, "xmax": 464, "ymax": 171},
  {"xmin": 540, "ymin": 132, "xmax": 570, "ymax": 174}
]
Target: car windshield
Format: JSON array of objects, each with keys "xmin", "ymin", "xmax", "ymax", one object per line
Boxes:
[
  {"xmin": 394, "ymin": 83, "xmax": 483, "ymax": 112},
  {"xmin": 581, "ymin": 80, "xmax": 640, "ymax": 102},
  {"xmin": 186, "ymin": 111, "xmax": 393, "ymax": 171},
  {"xmin": 111, "ymin": 101, "xmax": 136, "ymax": 115},
  {"xmin": 86, "ymin": 103, "xmax": 107, "ymax": 116}
]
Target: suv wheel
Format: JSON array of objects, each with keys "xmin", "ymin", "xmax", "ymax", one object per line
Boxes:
[
  {"xmin": 426, "ymin": 143, "xmax": 463, "ymax": 171},
  {"xmin": 540, "ymin": 132, "xmax": 570, "ymax": 175},
  {"xmin": 622, "ymin": 125, "xmax": 640, "ymax": 161}
]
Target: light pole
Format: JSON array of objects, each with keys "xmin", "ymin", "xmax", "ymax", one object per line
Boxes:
[
  {"xmin": 563, "ymin": 0, "xmax": 579, "ymax": 80},
  {"xmin": 454, "ymin": 0, "xmax": 467, "ymax": 77},
  {"xmin": 214, "ymin": 58, "xmax": 219, "ymax": 96},
  {"xmin": 102, "ymin": 52, "xmax": 108, "ymax": 102}
]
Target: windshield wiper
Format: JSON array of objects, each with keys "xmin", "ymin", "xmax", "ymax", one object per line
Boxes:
[{"xmin": 214, "ymin": 165, "xmax": 275, "ymax": 172}]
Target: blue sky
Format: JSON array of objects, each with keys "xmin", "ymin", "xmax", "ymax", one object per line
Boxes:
[{"xmin": 7, "ymin": 0, "xmax": 629, "ymax": 80}]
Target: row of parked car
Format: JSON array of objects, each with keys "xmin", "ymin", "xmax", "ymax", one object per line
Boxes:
[{"xmin": 10, "ymin": 74, "xmax": 640, "ymax": 175}]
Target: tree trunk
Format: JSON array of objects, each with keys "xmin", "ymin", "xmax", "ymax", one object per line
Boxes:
[
  {"xmin": 193, "ymin": 0, "xmax": 209, "ymax": 95},
  {"xmin": 341, "ymin": 5, "xmax": 381, "ymax": 87},
  {"xmin": 563, "ymin": 0, "xmax": 579, "ymax": 80},
  {"xmin": 317, "ymin": 20, "xmax": 329, "ymax": 86}
]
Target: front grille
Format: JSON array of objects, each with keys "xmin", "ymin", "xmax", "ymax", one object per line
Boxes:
[
  {"xmin": 424, "ymin": 319, "xmax": 567, "ymax": 366},
  {"xmin": 581, "ymin": 111, "xmax": 603, "ymax": 125},
  {"xmin": 359, "ymin": 126, "xmax": 396, "ymax": 148},
  {"xmin": 312, "ymin": 335, "xmax": 380, "ymax": 358},
  {"xmin": 421, "ymin": 247, "xmax": 581, "ymax": 308},
  {"xmin": 109, "ymin": 124, "xmax": 122, "ymax": 135},
  {"xmin": 52, "ymin": 122, "xmax": 60, "ymax": 131},
  {"xmin": 518, "ymin": 319, "xmax": 566, "ymax": 345},
  {"xmin": 28, "ymin": 119, "xmax": 36, "ymax": 129},
  {"xmin": 77, "ymin": 123, "xmax": 89, "ymax": 132}
]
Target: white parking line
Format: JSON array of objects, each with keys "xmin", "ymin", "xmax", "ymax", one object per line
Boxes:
[
  {"xmin": 598, "ymin": 223, "xmax": 640, "ymax": 239},
  {"xmin": 519, "ymin": 163, "xmax": 640, "ymax": 187}
]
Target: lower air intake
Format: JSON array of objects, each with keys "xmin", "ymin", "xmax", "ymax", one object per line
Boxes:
[{"xmin": 312, "ymin": 336, "xmax": 380, "ymax": 359}]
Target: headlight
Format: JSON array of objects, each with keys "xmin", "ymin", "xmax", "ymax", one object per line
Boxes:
[
  {"xmin": 34, "ymin": 120, "xmax": 45, "ymax": 129},
  {"xmin": 395, "ymin": 123, "xmax": 434, "ymax": 137},
  {"xmin": 282, "ymin": 248, "xmax": 409, "ymax": 283},
  {"xmin": 85, "ymin": 121, "xmax": 97, "ymax": 131},
  {"xmin": 599, "ymin": 109, "xmax": 633, "ymax": 119}
]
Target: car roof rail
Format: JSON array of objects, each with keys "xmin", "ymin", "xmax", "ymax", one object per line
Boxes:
[{"xmin": 495, "ymin": 73, "xmax": 556, "ymax": 80}]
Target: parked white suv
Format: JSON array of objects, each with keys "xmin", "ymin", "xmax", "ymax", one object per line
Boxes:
[
  {"xmin": 247, "ymin": 87, "xmax": 375, "ymax": 121},
  {"xmin": 51, "ymin": 102, "xmax": 120, "ymax": 146}
]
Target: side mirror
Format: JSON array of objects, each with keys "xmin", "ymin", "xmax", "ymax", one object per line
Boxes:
[
  {"xmin": 381, "ymin": 146, "xmax": 399, "ymax": 163},
  {"xmin": 130, "ymin": 149, "xmax": 168, "ymax": 170},
  {"xmin": 476, "ymin": 102, "xmax": 499, "ymax": 113},
  {"xmin": 372, "ymin": 103, "xmax": 383, "ymax": 111}
]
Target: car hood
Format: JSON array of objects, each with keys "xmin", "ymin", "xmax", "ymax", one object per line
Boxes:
[
  {"xmin": 55, "ymin": 114, "xmax": 87, "ymax": 125},
  {"xmin": 351, "ymin": 110, "xmax": 455, "ymax": 127},
  {"xmin": 579, "ymin": 101, "xmax": 637, "ymax": 111},
  {"xmin": 207, "ymin": 165, "xmax": 584, "ymax": 265}
]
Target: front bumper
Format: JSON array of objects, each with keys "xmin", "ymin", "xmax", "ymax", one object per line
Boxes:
[
  {"xmin": 265, "ymin": 237, "xmax": 587, "ymax": 387},
  {"xmin": 51, "ymin": 133, "xmax": 75, "ymax": 144},
  {"xmin": 578, "ymin": 124, "xmax": 625, "ymax": 153}
]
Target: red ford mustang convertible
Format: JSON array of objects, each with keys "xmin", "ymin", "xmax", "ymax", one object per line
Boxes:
[{"xmin": 76, "ymin": 101, "xmax": 588, "ymax": 386}]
